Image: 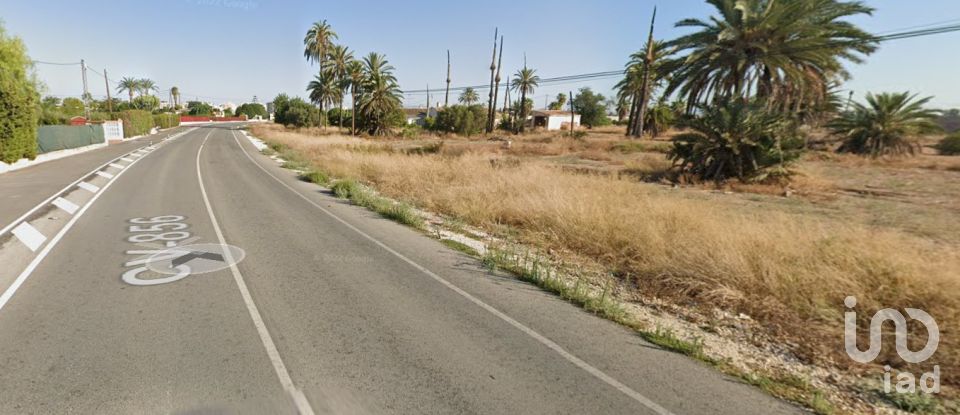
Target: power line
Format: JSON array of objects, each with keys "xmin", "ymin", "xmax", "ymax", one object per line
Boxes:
[{"xmin": 402, "ymin": 20, "xmax": 960, "ymax": 96}]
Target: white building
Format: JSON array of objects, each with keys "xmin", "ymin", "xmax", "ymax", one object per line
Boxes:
[
  {"xmin": 403, "ymin": 107, "xmax": 439, "ymax": 126},
  {"xmin": 530, "ymin": 110, "xmax": 581, "ymax": 131}
]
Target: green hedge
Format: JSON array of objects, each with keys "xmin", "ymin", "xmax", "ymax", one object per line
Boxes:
[
  {"xmin": 153, "ymin": 113, "xmax": 180, "ymax": 129},
  {"xmin": 119, "ymin": 110, "xmax": 154, "ymax": 138},
  {"xmin": 0, "ymin": 24, "xmax": 40, "ymax": 163}
]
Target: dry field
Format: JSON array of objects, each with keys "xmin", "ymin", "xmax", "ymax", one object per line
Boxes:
[{"xmin": 250, "ymin": 123, "xmax": 960, "ymax": 401}]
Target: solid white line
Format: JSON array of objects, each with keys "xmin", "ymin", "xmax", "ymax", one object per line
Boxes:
[
  {"xmin": 109, "ymin": 163, "xmax": 125, "ymax": 169},
  {"xmin": 77, "ymin": 182, "xmax": 99, "ymax": 193},
  {"xmin": 0, "ymin": 136, "xmax": 163, "ymax": 312},
  {"xmin": 52, "ymin": 197, "xmax": 79, "ymax": 215},
  {"xmin": 11, "ymin": 223, "xmax": 46, "ymax": 252},
  {"xmin": 228, "ymin": 131, "xmax": 675, "ymax": 415},
  {"xmin": 96, "ymin": 171, "xmax": 114, "ymax": 179},
  {"xmin": 197, "ymin": 131, "xmax": 315, "ymax": 415}
]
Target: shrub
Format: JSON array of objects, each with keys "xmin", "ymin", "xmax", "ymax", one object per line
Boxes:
[
  {"xmin": 152, "ymin": 113, "xmax": 180, "ymax": 129},
  {"xmin": 235, "ymin": 103, "xmax": 267, "ymax": 119},
  {"xmin": 832, "ymin": 92, "xmax": 941, "ymax": 157},
  {"xmin": 936, "ymin": 133, "xmax": 960, "ymax": 155},
  {"xmin": 433, "ymin": 105, "xmax": 485, "ymax": 136},
  {"xmin": 0, "ymin": 23, "xmax": 40, "ymax": 163},
  {"xmin": 119, "ymin": 110, "xmax": 155, "ymax": 137},
  {"xmin": 669, "ymin": 102, "xmax": 803, "ymax": 182}
]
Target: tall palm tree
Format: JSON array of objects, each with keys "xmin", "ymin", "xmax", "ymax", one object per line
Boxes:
[
  {"xmin": 459, "ymin": 87, "xmax": 479, "ymax": 105},
  {"xmin": 325, "ymin": 44, "xmax": 353, "ymax": 130},
  {"xmin": 307, "ymin": 69, "xmax": 337, "ymax": 123},
  {"xmin": 664, "ymin": 0, "xmax": 876, "ymax": 113},
  {"xmin": 832, "ymin": 92, "xmax": 941, "ymax": 157},
  {"xmin": 304, "ymin": 20, "xmax": 338, "ymax": 127},
  {"xmin": 510, "ymin": 67, "xmax": 540, "ymax": 133},
  {"xmin": 117, "ymin": 77, "xmax": 139, "ymax": 102},
  {"xmin": 345, "ymin": 59, "xmax": 365, "ymax": 135},
  {"xmin": 137, "ymin": 78, "xmax": 158, "ymax": 97},
  {"xmin": 616, "ymin": 40, "xmax": 669, "ymax": 135},
  {"xmin": 170, "ymin": 86, "xmax": 180, "ymax": 109},
  {"xmin": 359, "ymin": 52, "xmax": 401, "ymax": 135}
]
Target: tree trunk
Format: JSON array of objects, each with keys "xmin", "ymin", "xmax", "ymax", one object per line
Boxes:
[
  {"xmin": 339, "ymin": 94, "xmax": 344, "ymax": 131},
  {"xmin": 351, "ymin": 87, "xmax": 357, "ymax": 135},
  {"xmin": 519, "ymin": 89, "xmax": 527, "ymax": 133}
]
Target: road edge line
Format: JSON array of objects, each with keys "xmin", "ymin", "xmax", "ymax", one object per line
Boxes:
[{"xmin": 229, "ymin": 130, "xmax": 676, "ymax": 415}]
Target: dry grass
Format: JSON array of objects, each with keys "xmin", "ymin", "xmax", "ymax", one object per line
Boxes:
[{"xmin": 252, "ymin": 123, "xmax": 960, "ymax": 386}]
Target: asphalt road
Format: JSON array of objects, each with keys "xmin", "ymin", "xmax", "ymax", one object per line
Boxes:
[{"xmin": 0, "ymin": 125, "xmax": 803, "ymax": 414}]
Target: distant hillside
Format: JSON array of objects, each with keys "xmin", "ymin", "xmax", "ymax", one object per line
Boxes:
[{"xmin": 939, "ymin": 109, "xmax": 960, "ymax": 133}]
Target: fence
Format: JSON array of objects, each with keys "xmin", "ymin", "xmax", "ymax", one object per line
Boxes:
[
  {"xmin": 102, "ymin": 120, "xmax": 124, "ymax": 141},
  {"xmin": 37, "ymin": 125, "xmax": 105, "ymax": 153}
]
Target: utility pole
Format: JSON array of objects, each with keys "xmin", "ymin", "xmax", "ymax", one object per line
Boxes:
[
  {"xmin": 426, "ymin": 84, "xmax": 430, "ymax": 110},
  {"xmin": 504, "ymin": 76, "xmax": 511, "ymax": 132},
  {"xmin": 80, "ymin": 59, "xmax": 90, "ymax": 118},
  {"xmin": 444, "ymin": 50, "xmax": 451, "ymax": 108},
  {"xmin": 489, "ymin": 35, "xmax": 504, "ymax": 132},
  {"xmin": 633, "ymin": 7, "xmax": 657, "ymax": 138},
  {"xmin": 103, "ymin": 68, "xmax": 113, "ymax": 113},
  {"xmin": 486, "ymin": 28, "xmax": 498, "ymax": 133},
  {"xmin": 569, "ymin": 91, "xmax": 575, "ymax": 135}
]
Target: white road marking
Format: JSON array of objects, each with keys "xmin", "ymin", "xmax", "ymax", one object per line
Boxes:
[
  {"xmin": 0, "ymin": 132, "xmax": 172, "ymax": 313},
  {"xmin": 11, "ymin": 223, "xmax": 46, "ymax": 252},
  {"xmin": 198, "ymin": 131, "xmax": 315, "ymax": 415},
  {"xmin": 52, "ymin": 197, "xmax": 79, "ymax": 214},
  {"xmin": 96, "ymin": 171, "xmax": 114, "ymax": 179},
  {"xmin": 109, "ymin": 163, "xmax": 125, "ymax": 169},
  {"xmin": 229, "ymin": 131, "xmax": 675, "ymax": 415},
  {"xmin": 77, "ymin": 182, "xmax": 99, "ymax": 193},
  {"xmin": 121, "ymin": 157, "xmax": 135, "ymax": 163}
]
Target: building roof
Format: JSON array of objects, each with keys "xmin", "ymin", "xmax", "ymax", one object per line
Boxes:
[
  {"xmin": 402, "ymin": 108, "xmax": 429, "ymax": 117},
  {"xmin": 531, "ymin": 110, "xmax": 577, "ymax": 117}
]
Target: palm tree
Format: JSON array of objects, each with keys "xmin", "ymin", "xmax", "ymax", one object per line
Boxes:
[
  {"xmin": 170, "ymin": 86, "xmax": 180, "ymax": 109},
  {"xmin": 664, "ymin": 0, "xmax": 876, "ymax": 113},
  {"xmin": 510, "ymin": 67, "xmax": 540, "ymax": 133},
  {"xmin": 616, "ymin": 40, "xmax": 669, "ymax": 135},
  {"xmin": 670, "ymin": 101, "xmax": 800, "ymax": 182},
  {"xmin": 345, "ymin": 59, "xmax": 364, "ymax": 135},
  {"xmin": 832, "ymin": 92, "xmax": 941, "ymax": 157},
  {"xmin": 359, "ymin": 52, "xmax": 401, "ymax": 135},
  {"xmin": 304, "ymin": 20, "xmax": 338, "ymax": 127},
  {"xmin": 307, "ymin": 69, "xmax": 337, "ymax": 123},
  {"xmin": 459, "ymin": 87, "xmax": 479, "ymax": 105},
  {"xmin": 117, "ymin": 77, "xmax": 139, "ymax": 103},
  {"xmin": 137, "ymin": 79, "xmax": 158, "ymax": 97},
  {"xmin": 325, "ymin": 44, "xmax": 353, "ymax": 131}
]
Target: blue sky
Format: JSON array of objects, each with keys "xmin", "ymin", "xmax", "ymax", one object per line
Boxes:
[{"xmin": 3, "ymin": 0, "xmax": 960, "ymax": 108}]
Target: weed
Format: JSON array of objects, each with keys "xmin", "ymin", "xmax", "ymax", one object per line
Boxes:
[
  {"xmin": 640, "ymin": 327, "xmax": 708, "ymax": 361},
  {"xmin": 879, "ymin": 391, "xmax": 940, "ymax": 414},
  {"xmin": 299, "ymin": 170, "xmax": 330, "ymax": 185},
  {"xmin": 441, "ymin": 239, "xmax": 480, "ymax": 257}
]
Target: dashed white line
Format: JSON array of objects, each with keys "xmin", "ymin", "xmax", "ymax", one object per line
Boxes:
[
  {"xmin": 109, "ymin": 163, "xmax": 125, "ymax": 169},
  {"xmin": 96, "ymin": 171, "xmax": 114, "ymax": 179},
  {"xmin": 121, "ymin": 157, "xmax": 134, "ymax": 163},
  {"xmin": 77, "ymin": 182, "xmax": 99, "ymax": 193},
  {"xmin": 229, "ymin": 131, "xmax": 676, "ymax": 415},
  {"xmin": 198, "ymin": 131, "xmax": 315, "ymax": 415},
  {"xmin": 52, "ymin": 197, "xmax": 79, "ymax": 215},
  {"xmin": 11, "ymin": 223, "xmax": 46, "ymax": 252}
]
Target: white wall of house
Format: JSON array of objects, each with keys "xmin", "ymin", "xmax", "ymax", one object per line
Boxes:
[{"xmin": 546, "ymin": 114, "xmax": 581, "ymax": 131}]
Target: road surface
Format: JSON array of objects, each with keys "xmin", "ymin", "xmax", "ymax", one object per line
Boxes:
[{"xmin": 0, "ymin": 125, "xmax": 803, "ymax": 414}]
